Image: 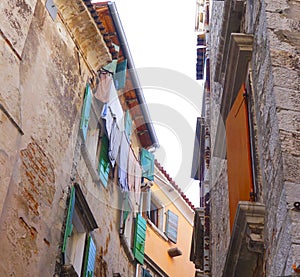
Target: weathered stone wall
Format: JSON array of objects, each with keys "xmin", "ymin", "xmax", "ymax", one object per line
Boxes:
[
  {"xmin": 209, "ymin": 0, "xmax": 300, "ymax": 276},
  {"xmin": 209, "ymin": 2, "xmax": 231, "ymax": 277},
  {"xmin": 0, "ymin": 1, "xmax": 87, "ymax": 275},
  {"xmin": 252, "ymin": 0, "xmax": 300, "ymax": 275},
  {"xmin": 0, "ymin": 0, "xmax": 136, "ymax": 276}
]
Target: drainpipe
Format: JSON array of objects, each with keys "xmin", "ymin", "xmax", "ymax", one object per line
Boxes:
[{"xmin": 108, "ymin": 2, "xmax": 159, "ymax": 150}]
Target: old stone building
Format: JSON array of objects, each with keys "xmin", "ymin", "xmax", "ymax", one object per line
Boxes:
[
  {"xmin": 191, "ymin": 0, "xmax": 300, "ymax": 276},
  {"xmin": 0, "ymin": 0, "xmax": 174, "ymax": 276}
]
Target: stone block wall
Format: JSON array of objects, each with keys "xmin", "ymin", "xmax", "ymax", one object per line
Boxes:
[
  {"xmin": 260, "ymin": 0, "xmax": 300, "ymax": 275},
  {"xmin": 209, "ymin": 0, "xmax": 300, "ymax": 276}
]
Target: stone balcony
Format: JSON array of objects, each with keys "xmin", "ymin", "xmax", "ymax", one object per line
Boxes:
[{"xmin": 222, "ymin": 201, "xmax": 265, "ymax": 277}]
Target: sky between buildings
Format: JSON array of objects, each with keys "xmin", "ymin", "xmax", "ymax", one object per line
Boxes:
[{"xmin": 95, "ymin": 0, "xmax": 204, "ymax": 206}]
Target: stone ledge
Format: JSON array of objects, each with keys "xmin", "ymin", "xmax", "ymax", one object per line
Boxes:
[{"xmin": 222, "ymin": 201, "xmax": 265, "ymax": 277}]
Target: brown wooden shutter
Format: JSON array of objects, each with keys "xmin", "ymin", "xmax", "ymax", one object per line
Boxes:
[{"xmin": 226, "ymin": 84, "xmax": 254, "ymax": 232}]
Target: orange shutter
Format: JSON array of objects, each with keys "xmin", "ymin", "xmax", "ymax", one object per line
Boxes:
[{"xmin": 226, "ymin": 84, "xmax": 254, "ymax": 232}]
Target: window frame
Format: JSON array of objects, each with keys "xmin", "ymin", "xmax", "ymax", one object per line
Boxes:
[
  {"xmin": 148, "ymin": 196, "xmax": 164, "ymax": 231},
  {"xmin": 62, "ymin": 184, "xmax": 98, "ymax": 277}
]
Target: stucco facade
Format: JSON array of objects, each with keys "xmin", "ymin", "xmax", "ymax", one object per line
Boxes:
[
  {"xmin": 140, "ymin": 162, "xmax": 196, "ymax": 277},
  {"xmin": 0, "ymin": 1, "xmax": 162, "ymax": 276},
  {"xmin": 194, "ymin": 0, "xmax": 300, "ymax": 276}
]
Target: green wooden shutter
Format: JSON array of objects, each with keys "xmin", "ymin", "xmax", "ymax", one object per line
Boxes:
[
  {"xmin": 133, "ymin": 213, "xmax": 147, "ymax": 264},
  {"xmin": 82, "ymin": 235, "xmax": 97, "ymax": 277},
  {"xmin": 62, "ymin": 186, "xmax": 75, "ymax": 253},
  {"xmin": 114, "ymin": 59, "xmax": 127, "ymax": 90},
  {"xmin": 98, "ymin": 135, "xmax": 110, "ymax": 187},
  {"xmin": 140, "ymin": 148, "xmax": 155, "ymax": 181},
  {"xmin": 125, "ymin": 110, "xmax": 132, "ymax": 140},
  {"xmin": 80, "ymin": 85, "xmax": 92, "ymax": 141},
  {"xmin": 165, "ymin": 210, "xmax": 179, "ymax": 243}
]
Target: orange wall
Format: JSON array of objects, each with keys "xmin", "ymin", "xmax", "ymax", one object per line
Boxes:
[{"xmin": 144, "ymin": 187, "xmax": 195, "ymax": 277}]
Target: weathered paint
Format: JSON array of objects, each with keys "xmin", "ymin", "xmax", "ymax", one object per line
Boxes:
[{"xmin": 0, "ymin": 0, "xmax": 137, "ymax": 276}]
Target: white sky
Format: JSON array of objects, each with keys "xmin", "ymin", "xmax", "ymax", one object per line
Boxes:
[{"xmin": 104, "ymin": 0, "xmax": 203, "ymax": 206}]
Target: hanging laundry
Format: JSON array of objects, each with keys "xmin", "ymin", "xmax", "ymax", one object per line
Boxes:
[
  {"xmin": 118, "ymin": 132, "xmax": 130, "ymax": 192},
  {"xmin": 101, "ymin": 104, "xmax": 114, "ymax": 138},
  {"xmin": 108, "ymin": 82, "xmax": 124, "ymax": 131},
  {"xmin": 94, "ymin": 72, "xmax": 113, "ymax": 103},
  {"xmin": 128, "ymin": 148, "xmax": 136, "ymax": 192},
  {"xmin": 108, "ymin": 118, "xmax": 122, "ymax": 167},
  {"xmin": 134, "ymin": 158, "xmax": 142, "ymax": 205}
]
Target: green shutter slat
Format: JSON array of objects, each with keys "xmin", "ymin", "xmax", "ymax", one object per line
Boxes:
[
  {"xmin": 113, "ymin": 59, "xmax": 127, "ymax": 90},
  {"xmin": 80, "ymin": 85, "xmax": 92, "ymax": 141},
  {"xmin": 62, "ymin": 186, "xmax": 75, "ymax": 253},
  {"xmin": 125, "ymin": 110, "xmax": 132, "ymax": 140},
  {"xmin": 140, "ymin": 148, "xmax": 154, "ymax": 181},
  {"xmin": 98, "ymin": 135, "xmax": 110, "ymax": 187},
  {"xmin": 133, "ymin": 214, "xmax": 146, "ymax": 264},
  {"xmin": 103, "ymin": 59, "xmax": 118, "ymax": 74},
  {"xmin": 83, "ymin": 235, "xmax": 97, "ymax": 277},
  {"xmin": 165, "ymin": 210, "xmax": 179, "ymax": 243}
]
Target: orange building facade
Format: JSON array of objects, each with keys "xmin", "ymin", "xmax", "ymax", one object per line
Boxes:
[{"xmin": 138, "ymin": 161, "xmax": 196, "ymax": 277}]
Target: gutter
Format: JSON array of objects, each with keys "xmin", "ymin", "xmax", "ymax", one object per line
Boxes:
[{"xmin": 108, "ymin": 2, "xmax": 159, "ymax": 150}]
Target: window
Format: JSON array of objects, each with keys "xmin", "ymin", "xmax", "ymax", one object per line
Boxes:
[
  {"xmin": 80, "ymin": 83, "xmax": 111, "ymax": 186},
  {"xmin": 142, "ymin": 268, "xmax": 153, "ymax": 277},
  {"xmin": 84, "ymin": 107, "xmax": 101, "ymax": 168},
  {"xmin": 149, "ymin": 201, "xmax": 159, "ymax": 227},
  {"xmin": 226, "ymin": 84, "xmax": 254, "ymax": 231},
  {"xmin": 120, "ymin": 192, "xmax": 135, "ymax": 261},
  {"xmin": 143, "ymin": 189, "xmax": 179, "ymax": 244},
  {"xmin": 62, "ymin": 184, "xmax": 98, "ymax": 277},
  {"xmin": 98, "ymin": 134, "xmax": 110, "ymax": 187},
  {"xmin": 148, "ymin": 199, "xmax": 165, "ymax": 231}
]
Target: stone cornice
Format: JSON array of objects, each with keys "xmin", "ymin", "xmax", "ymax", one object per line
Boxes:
[
  {"xmin": 213, "ymin": 33, "xmax": 253, "ymax": 158},
  {"xmin": 54, "ymin": 0, "xmax": 112, "ymax": 72}
]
